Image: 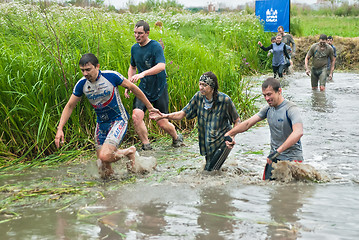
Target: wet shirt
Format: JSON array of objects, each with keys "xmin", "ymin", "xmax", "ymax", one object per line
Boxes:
[
  {"xmin": 130, "ymin": 40, "xmax": 167, "ymax": 102},
  {"xmin": 282, "ymin": 34, "xmax": 296, "ymax": 53},
  {"xmin": 73, "ymin": 70, "xmax": 129, "ymax": 123},
  {"xmin": 261, "ymin": 43, "xmax": 290, "ymax": 67},
  {"xmin": 257, "ymin": 100, "xmax": 303, "ymax": 161},
  {"xmin": 182, "ymin": 92, "xmax": 240, "ymax": 157},
  {"xmin": 307, "ymin": 43, "xmax": 334, "ymax": 69}
]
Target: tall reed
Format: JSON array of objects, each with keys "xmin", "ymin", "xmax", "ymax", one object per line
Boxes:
[{"xmin": 0, "ymin": 3, "xmax": 269, "ymax": 165}]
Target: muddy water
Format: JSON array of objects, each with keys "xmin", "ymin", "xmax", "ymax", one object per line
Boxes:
[{"xmin": 1, "ymin": 72, "xmax": 359, "ymax": 239}]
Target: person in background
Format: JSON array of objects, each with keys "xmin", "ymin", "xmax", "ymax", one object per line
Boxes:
[
  {"xmin": 305, "ymin": 34, "xmax": 335, "ymax": 91},
  {"xmin": 225, "ymin": 77, "xmax": 304, "ymax": 180},
  {"xmin": 267, "ymin": 36, "xmax": 276, "ymax": 57},
  {"xmin": 55, "ymin": 53, "xmax": 158, "ymax": 179},
  {"xmin": 258, "ymin": 34, "xmax": 291, "ymax": 78},
  {"xmin": 278, "ymin": 26, "xmax": 296, "ymax": 74},
  {"xmin": 151, "ymin": 72, "xmax": 240, "ymax": 172},
  {"xmin": 125, "ymin": 20, "xmax": 183, "ymax": 150},
  {"xmin": 326, "ymin": 36, "xmax": 337, "ymax": 82}
]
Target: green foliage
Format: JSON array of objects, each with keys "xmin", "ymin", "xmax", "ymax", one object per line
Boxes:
[
  {"xmin": 127, "ymin": 0, "xmax": 184, "ymax": 13},
  {"xmin": 293, "ymin": 15, "xmax": 358, "ymax": 37},
  {"xmin": 0, "ymin": 3, "xmax": 267, "ymax": 165},
  {"xmin": 291, "ymin": 3, "xmax": 359, "ymax": 17},
  {"xmin": 290, "ymin": 18, "xmax": 303, "ymax": 37}
]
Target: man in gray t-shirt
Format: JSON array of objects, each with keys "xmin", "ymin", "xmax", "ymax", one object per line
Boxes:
[{"xmin": 225, "ymin": 77, "xmax": 304, "ymax": 180}]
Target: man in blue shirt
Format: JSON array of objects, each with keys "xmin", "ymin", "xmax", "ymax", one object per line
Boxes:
[
  {"xmin": 55, "ymin": 53, "xmax": 157, "ymax": 179},
  {"xmin": 125, "ymin": 20, "xmax": 182, "ymax": 150},
  {"xmin": 327, "ymin": 36, "xmax": 337, "ymax": 82}
]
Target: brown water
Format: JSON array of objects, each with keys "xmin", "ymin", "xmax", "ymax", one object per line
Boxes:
[{"xmin": 1, "ymin": 72, "xmax": 359, "ymax": 239}]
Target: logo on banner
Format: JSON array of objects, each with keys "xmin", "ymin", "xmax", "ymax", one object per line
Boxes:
[{"xmin": 266, "ymin": 8, "xmax": 277, "ymax": 23}]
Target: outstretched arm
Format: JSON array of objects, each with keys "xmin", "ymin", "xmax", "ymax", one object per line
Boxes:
[
  {"xmin": 55, "ymin": 94, "xmax": 81, "ymax": 148},
  {"xmin": 121, "ymin": 78, "xmax": 156, "ymax": 112},
  {"xmin": 224, "ymin": 115, "xmax": 262, "ymax": 148},
  {"xmin": 150, "ymin": 110, "xmax": 186, "ymax": 121}
]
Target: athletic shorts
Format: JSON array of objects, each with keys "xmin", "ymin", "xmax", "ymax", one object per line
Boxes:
[
  {"xmin": 94, "ymin": 119, "xmax": 128, "ymax": 149},
  {"xmin": 311, "ymin": 66, "xmax": 328, "ymax": 87},
  {"xmin": 133, "ymin": 84, "xmax": 169, "ymax": 114}
]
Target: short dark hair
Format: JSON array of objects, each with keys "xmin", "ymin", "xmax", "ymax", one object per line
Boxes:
[
  {"xmin": 271, "ymin": 36, "xmax": 276, "ymax": 41},
  {"xmin": 135, "ymin": 20, "xmax": 150, "ymax": 32},
  {"xmin": 79, "ymin": 53, "xmax": 98, "ymax": 67},
  {"xmin": 262, "ymin": 77, "xmax": 281, "ymax": 92},
  {"xmin": 328, "ymin": 36, "xmax": 333, "ymax": 40},
  {"xmin": 319, "ymin": 34, "xmax": 328, "ymax": 40}
]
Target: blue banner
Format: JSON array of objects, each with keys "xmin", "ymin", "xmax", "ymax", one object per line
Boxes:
[{"xmin": 255, "ymin": 0, "xmax": 291, "ymax": 33}]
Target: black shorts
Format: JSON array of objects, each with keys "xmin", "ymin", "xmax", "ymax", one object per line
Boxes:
[{"xmin": 133, "ymin": 84, "xmax": 169, "ymax": 114}]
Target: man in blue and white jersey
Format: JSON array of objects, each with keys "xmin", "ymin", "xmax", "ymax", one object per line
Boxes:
[
  {"xmin": 225, "ymin": 77, "xmax": 304, "ymax": 180},
  {"xmin": 125, "ymin": 20, "xmax": 183, "ymax": 151},
  {"xmin": 55, "ymin": 53, "xmax": 158, "ymax": 179}
]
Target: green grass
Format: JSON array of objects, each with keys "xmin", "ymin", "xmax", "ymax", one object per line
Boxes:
[
  {"xmin": 0, "ymin": 3, "xmax": 266, "ymax": 166},
  {"xmin": 293, "ymin": 15, "xmax": 359, "ymax": 37}
]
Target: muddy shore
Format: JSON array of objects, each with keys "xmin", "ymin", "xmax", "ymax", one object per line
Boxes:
[{"xmin": 292, "ymin": 36, "xmax": 359, "ymax": 70}]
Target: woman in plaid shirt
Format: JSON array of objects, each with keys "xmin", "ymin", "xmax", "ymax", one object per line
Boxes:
[{"xmin": 151, "ymin": 72, "xmax": 240, "ymax": 171}]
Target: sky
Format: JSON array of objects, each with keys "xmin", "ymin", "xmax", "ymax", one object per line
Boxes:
[{"xmin": 104, "ymin": 0, "xmax": 318, "ymax": 9}]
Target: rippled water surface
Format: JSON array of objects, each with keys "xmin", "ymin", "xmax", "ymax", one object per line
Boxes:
[{"xmin": 1, "ymin": 72, "xmax": 359, "ymax": 239}]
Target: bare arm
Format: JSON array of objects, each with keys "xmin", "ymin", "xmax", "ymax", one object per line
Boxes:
[
  {"xmin": 305, "ymin": 54, "xmax": 311, "ymax": 76},
  {"xmin": 129, "ymin": 62, "xmax": 166, "ymax": 83},
  {"xmin": 151, "ymin": 110, "xmax": 186, "ymax": 121},
  {"xmin": 121, "ymin": 78, "xmax": 155, "ymax": 112},
  {"xmin": 277, "ymin": 122, "xmax": 303, "ymax": 154},
  {"xmin": 128, "ymin": 64, "xmax": 137, "ymax": 81},
  {"xmin": 225, "ymin": 117, "xmax": 241, "ymax": 147},
  {"xmin": 328, "ymin": 55, "xmax": 336, "ymax": 80},
  {"xmin": 55, "ymin": 94, "xmax": 81, "ymax": 148},
  {"xmin": 226, "ymin": 114, "xmax": 262, "ymax": 138}
]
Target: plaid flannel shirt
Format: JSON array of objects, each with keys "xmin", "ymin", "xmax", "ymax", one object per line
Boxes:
[{"xmin": 183, "ymin": 91, "xmax": 240, "ymax": 157}]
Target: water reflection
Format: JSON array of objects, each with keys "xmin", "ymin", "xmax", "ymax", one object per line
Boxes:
[
  {"xmin": 267, "ymin": 184, "xmax": 315, "ymax": 239},
  {"xmin": 196, "ymin": 187, "xmax": 235, "ymax": 239},
  {"xmin": 98, "ymin": 201, "xmax": 168, "ymax": 238},
  {"xmin": 310, "ymin": 90, "xmax": 333, "ymax": 112}
]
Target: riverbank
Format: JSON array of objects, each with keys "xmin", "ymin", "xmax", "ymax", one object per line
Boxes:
[{"xmin": 292, "ymin": 36, "xmax": 359, "ymax": 70}]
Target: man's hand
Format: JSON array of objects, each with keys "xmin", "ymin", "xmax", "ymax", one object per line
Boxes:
[
  {"xmin": 328, "ymin": 73, "xmax": 333, "ymax": 81},
  {"xmin": 129, "ymin": 72, "xmax": 145, "ymax": 83},
  {"xmin": 55, "ymin": 129, "xmax": 64, "ymax": 148},
  {"xmin": 124, "ymin": 88, "xmax": 132, "ymax": 98},
  {"xmin": 267, "ymin": 150, "xmax": 280, "ymax": 164},
  {"xmin": 305, "ymin": 69, "xmax": 310, "ymax": 76},
  {"xmin": 224, "ymin": 135, "xmax": 235, "ymax": 149},
  {"xmin": 149, "ymin": 110, "xmax": 165, "ymax": 121}
]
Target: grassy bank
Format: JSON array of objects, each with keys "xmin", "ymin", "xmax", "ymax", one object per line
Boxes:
[
  {"xmin": 292, "ymin": 15, "xmax": 359, "ymax": 37},
  {"xmin": 0, "ymin": 3, "xmax": 268, "ymax": 166}
]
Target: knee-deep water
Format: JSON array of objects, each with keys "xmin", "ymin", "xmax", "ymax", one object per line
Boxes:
[{"xmin": 1, "ymin": 72, "xmax": 359, "ymax": 239}]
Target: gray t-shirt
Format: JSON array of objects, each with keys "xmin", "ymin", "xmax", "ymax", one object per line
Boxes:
[{"xmin": 257, "ymin": 99, "xmax": 303, "ymax": 161}]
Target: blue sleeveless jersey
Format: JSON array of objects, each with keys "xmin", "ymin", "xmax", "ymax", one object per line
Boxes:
[{"xmin": 73, "ymin": 70, "xmax": 129, "ymax": 123}]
